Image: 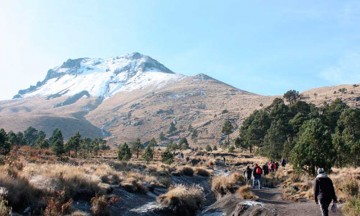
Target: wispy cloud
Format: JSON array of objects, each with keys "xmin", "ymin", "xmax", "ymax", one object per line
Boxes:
[{"xmin": 320, "ymin": 53, "xmax": 360, "ymax": 84}]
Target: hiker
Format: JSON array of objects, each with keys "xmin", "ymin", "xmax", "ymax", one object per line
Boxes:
[
  {"xmin": 281, "ymin": 158, "xmax": 287, "ymax": 167},
  {"xmin": 243, "ymin": 166, "xmax": 252, "ymax": 184},
  {"xmin": 275, "ymin": 161, "xmax": 279, "ymax": 172},
  {"xmin": 262, "ymin": 163, "xmax": 269, "ymax": 176},
  {"xmin": 269, "ymin": 161, "xmax": 275, "ymax": 172},
  {"xmin": 314, "ymin": 168, "xmax": 338, "ymax": 216},
  {"xmin": 252, "ymin": 163, "xmax": 262, "ymax": 189}
]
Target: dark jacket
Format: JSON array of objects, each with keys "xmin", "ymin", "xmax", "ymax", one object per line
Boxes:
[
  {"xmin": 253, "ymin": 166, "xmax": 262, "ymax": 179},
  {"xmin": 314, "ymin": 174, "xmax": 337, "ymax": 203},
  {"xmin": 245, "ymin": 167, "xmax": 252, "ymax": 180}
]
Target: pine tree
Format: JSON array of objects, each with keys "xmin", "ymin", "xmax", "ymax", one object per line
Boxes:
[
  {"xmin": 222, "ymin": 120, "xmax": 233, "ymax": 145},
  {"xmin": 65, "ymin": 132, "xmax": 81, "ymax": 157},
  {"xmin": 205, "ymin": 144, "xmax": 212, "ymax": 152},
  {"xmin": 179, "ymin": 138, "xmax": 189, "ymax": 150},
  {"xmin": 168, "ymin": 122, "xmax": 177, "ymax": 134},
  {"xmin": 0, "ymin": 128, "xmax": 10, "ymax": 155},
  {"xmin": 118, "ymin": 143, "xmax": 132, "ymax": 161},
  {"xmin": 50, "ymin": 128, "xmax": 64, "ymax": 156},
  {"xmin": 142, "ymin": 146, "xmax": 153, "ymax": 162},
  {"xmin": 161, "ymin": 149, "xmax": 174, "ymax": 164},
  {"xmin": 131, "ymin": 138, "xmax": 142, "ymax": 159}
]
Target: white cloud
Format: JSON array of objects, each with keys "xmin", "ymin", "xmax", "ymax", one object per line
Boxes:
[{"xmin": 320, "ymin": 53, "xmax": 360, "ymax": 84}]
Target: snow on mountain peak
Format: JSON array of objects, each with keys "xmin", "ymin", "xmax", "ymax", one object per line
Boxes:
[{"xmin": 14, "ymin": 53, "xmax": 184, "ymax": 99}]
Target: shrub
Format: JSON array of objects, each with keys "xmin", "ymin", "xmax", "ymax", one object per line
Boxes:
[
  {"xmin": 91, "ymin": 194, "xmax": 109, "ymax": 216},
  {"xmin": 228, "ymin": 145, "xmax": 235, "ymax": 153},
  {"xmin": 237, "ymin": 185, "xmax": 258, "ymax": 200},
  {"xmin": 343, "ymin": 197, "xmax": 360, "ymax": 216},
  {"xmin": 162, "ymin": 150, "xmax": 174, "ymax": 164},
  {"xmin": 194, "ymin": 168, "xmax": 210, "ymax": 177},
  {"xmin": 342, "ymin": 179, "xmax": 359, "ymax": 198},
  {"xmin": 211, "ymin": 172, "xmax": 245, "ymax": 199},
  {"xmin": 118, "ymin": 143, "xmax": 132, "ymax": 161},
  {"xmin": 178, "ymin": 167, "xmax": 194, "ymax": 176},
  {"xmin": 0, "ymin": 196, "xmax": 11, "ymax": 216},
  {"xmin": 157, "ymin": 184, "xmax": 205, "ymax": 215},
  {"xmin": 44, "ymin": 191, "xmax": 73, "ymax": 216},
  {"xmin": 205, "ymin": 145, "xmax": 212, "ymax": 152}
]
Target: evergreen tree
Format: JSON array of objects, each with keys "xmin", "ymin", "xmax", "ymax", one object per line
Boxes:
[
  {"xmin": 262, "ymin": 119, "xmax": 289, "ymax": 160},
  {"xmin": 118, "ymin": 143, "xmax": 132, "ymax": 161},
  {"xmin": 283, "ymin": 90, "xmax": 300, "ymax": 105},
  {"xmin": 7, "ymin": 131, "xmax": 18, "ymax": 145},
  {"xmin": 65, "ymin": 132, "xmax": 81, "ymax": 157},
  {"xmin": 178, "ymin": 138, "xmax": 189, "ymax": 150},
  {"xmin": 35, "ymin": 131, "xmax": 49, "ymax": 149},
  {"xmin": 334, "ymin": 108, "xmax": 360, "ymax": 166},
  {"xmin": 159, "ymin": 132, "xmax": 166, "ymax": 141},
  {"xmin": 24, "ymin": 126, "xmax": 39, "ymax": 146},
  {"xmin": 166, "ymin": 140, "xmax": 178, "ymax": 151},
  {"xmin": 205, "ymin": 144, "xmax": 212, "ymax": 152},
  {"xmin": 16, "ymin": 132, "xmax": 26, "ymax": 145},
  {"xmin": 291, "ymin": 118, "xmax": 335, "ymax": 175},
  {"xmin": 142, "ymin": 145, "xmax": 153, "ymax": 162},
  {"xmin": 222, "ymin": 120, "xmax": 233, "ymax": 145},
  {"xmin": 161, "ymin": 149, "xmax": 174, "ymax": 164},
  {"xmin": 50, "ymin": 128, "xmax": 64, "ymax": 156},
  {"xmin": 131, "ymin": 138, "xmax": 143, "ymax": 158},
  {"xmin": 148, "ymin": 137, "xmax": 157, "ymax": 155},
  {"xmin": 168, "ymin": 122, "xmax": 177, "ymax": 134},
  {"xmin": 0, "ymin": 128, "xmax": 10, "ymax": 155}
]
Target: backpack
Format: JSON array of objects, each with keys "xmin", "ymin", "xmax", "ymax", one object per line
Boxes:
[{"xmin": 255, "ymin": 167, "xmax": 262, "ymax": 175}]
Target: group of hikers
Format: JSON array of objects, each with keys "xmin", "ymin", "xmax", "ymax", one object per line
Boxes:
[
  {"xmin": 243, "ymin": 159, "xmax": 287, "ymax": 189},
  {"xmin": 243, "ymin": 160, "xmax": 338, "ymax": 216}
]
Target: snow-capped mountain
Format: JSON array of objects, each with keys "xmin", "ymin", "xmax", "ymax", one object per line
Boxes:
[{"xmin": 14, "ymin": 52, "xmax": 185, "ymax": 99}]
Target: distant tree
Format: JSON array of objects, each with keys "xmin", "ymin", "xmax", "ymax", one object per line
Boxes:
[
  {"xmin": 131, "ymin": 138, "xmax": 143, "ymax": 159},
  {"xmin": 50, "ymin": 128, "xmax": 64, "ymax": 156},
  {"xmin": 333, "ymin": 108, "xmax": 360, "ymax": 166},
  {"xmin": 235, "ymin": 136, "xmax": 247, "ymax": 150},
  {"xmin": 213, "ymin": 145, "xmax": 218, "ymax": 151},
  {"xmin": 16, "ymin": 132, "xmax": 26, "ymax": 145},
  {"xmin": 283, "ymin": 90, "xmax": 300, "ymax": 105},
  {"xmin": 118, "ymin": 143, "xmax": 132, "ymax": 161},
  {"xmin": 7, "ymin": 131, "xmax": 18, "ymax": 145},
  {"xmin": 291, "ymin": 118, "xmax": 335, "ymax": 176},
  {"xmin": 161, "ymin": 149, "xmax": 174, "ymax": 164},
  {"xmin": 205, "ymin": 144, "xmax": 212, "ymax": 152},
  {"xmin": 159, "ymin": 132, "xmax": 166, "ymax": 141},
  {"xmin": 188, "ymin": 124, "xmax": 194, "ymax": 132},
  {"xmin": 148, "ymin": 138, "xmax": 157, "ymax": 157},
  {"xmin": 262, "ymin": 119, "xmax": 289, "ymax": 160},
  {"xmin": 222, "ymin": 120, "xmax": 233, "ymax": 145},
  {"xmin": 168, "ymin": 122, "xmax": 177, "ymax": 134},
  {"xmin": 322, "ymin": 98, "xmax": 349, "ymax": 133},
  {"xmin": 0, "ymin": 128, "xmax": 10, "ymax": 155},
  {"xmin": 166, "ymin": 140, "xmax": 178, "ymax": 151},
  {"xmin": 178, "ymin": 138, "xmax": 189, "ymax": 150},
  {"xmin": 24, "ymin": 126, "xmax": 39, "ymax": 146},
  {"xmin": 65, "ymin": 132, "xmax": 81, "ymax": 157},
  {"xmin": 228, "ymin": 145, "xmax": 235, "ymax": 153},
  {"xmin": 35, "ymin": 131, "xmax": 49, "ymax": 149},
  {"xmin": 191, "ymin": 129, "xmax": 198, "ymax": 141},
  {"xmin": 142, "ymin": 145, "xmax": 154, "ymax": 162}
]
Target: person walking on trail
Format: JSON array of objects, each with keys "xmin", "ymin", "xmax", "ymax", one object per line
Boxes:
[
  {"xmin": 262, "ymin": 163, "xmax": 269, "ymax": 176},
  {"xmin": 314, "ymin": 168, "xmax": 338, "ymax": 216},
  {"xmin": 252, "ymin": 163, "xmax": 262, "ymax": 189},
  {"xmin": 243, "ymin": 166, "xmax": 252, "ymax": 184},
  {"xmin": 281, "ymin": 158, "xmax": 287, "ymax": 168}
]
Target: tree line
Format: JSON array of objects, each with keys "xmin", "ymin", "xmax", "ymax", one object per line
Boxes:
[
  {"xmin": 0, "ymin": 127, "xmax": 109, "ymax": 157},
  {"xmin": 236, "ymin": 90, "xmax": 360, "ymax": 175}
]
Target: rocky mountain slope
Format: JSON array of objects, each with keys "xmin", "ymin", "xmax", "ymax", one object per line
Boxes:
[{"xmin": 0, "ymin": 53, "xmax": 359, "ymax": 146}]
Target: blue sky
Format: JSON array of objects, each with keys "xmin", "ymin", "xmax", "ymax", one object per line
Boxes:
[{"xmin": 1, "ymin": 1, "xmax": 360, "ymax": 100}]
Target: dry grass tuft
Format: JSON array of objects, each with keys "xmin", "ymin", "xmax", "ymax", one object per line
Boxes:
[
  {"xmin": 194, "ymin": 168, "xmax": 211, "ymax": 177},
  {"xmin": 178, "ymin": 166, "xmax": 194, "ymax": 176},
  {"xmin": 237, "ymin": 185, "xmax": 258, "ymax": 200},
  {"xmin": 91, "ymin": 194, "xmax": 109, "ymax": 216},
  {"xmin": 157, "ymin": 184, "xmax": 205, "ymax": 215},
  {"xmin": 211, "ymin": 172, "xmax": 245, "ymax": 199}
]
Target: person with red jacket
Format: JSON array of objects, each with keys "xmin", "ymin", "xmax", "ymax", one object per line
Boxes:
[
  {"xmin": 252, "ymin": 163, "xmax": 262, "ymax": 189},
  {"xmin": 314, "ymin": 168, "xmax": 337, "ymax": 216}
]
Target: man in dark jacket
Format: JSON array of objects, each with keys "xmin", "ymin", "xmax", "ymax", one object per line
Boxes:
[
  {"xmin": 252, "ymin": 164, "xmax": 262, "ymax": 189},
  {"xmin": 243, "ymin": 166, "xmax": 252, "ymax": 184},
  {"xmin": 313, "ymin": 168, "xmax": 337, "ymax": 216}
]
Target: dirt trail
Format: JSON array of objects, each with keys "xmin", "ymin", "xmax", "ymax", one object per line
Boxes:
[{"xmin": 252, "ymin": 187, "xmax": 343, "ymax": 216}]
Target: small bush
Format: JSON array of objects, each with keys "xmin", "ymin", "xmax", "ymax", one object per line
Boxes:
[
  {"xmin": 194, "ymin": 168, "xmax": 210, "ymax": 177},
  {"xmin": 343, "ymin": 197, "xmax": 360, "ymax": 216},
  {"xmin": 237, "ymin": 185, "xmax": 258, "ymax": 200},
  {"xmin": 0, "ymin": 196, "xmax": 11, "ymax": 216},
  {"xmin": 91, "ymin": 194, "xmax": 109, "ymax": 216},
  {"xmin": 44, "ymin": 191, "xmax": 73, "ymax": 216},
  {"xmin": 342, "ymin": 179, "xmax": 359, "ymax": 198},
  {"xmin": 157, "ymin": 184, "xmax": 205, "ymax": 216},
  {"xmin": 211, "ymin": 172, "xmax": 245, "ymax": 199},
  {"xmin": 179, "ymin": 167, "xmax": 194, "ymax": 176}
]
